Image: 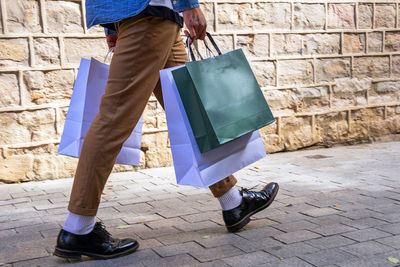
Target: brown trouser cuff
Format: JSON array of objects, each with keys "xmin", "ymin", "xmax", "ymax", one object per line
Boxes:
[{"xmin": 209, "ymin": 175, "xmax": 237, "ymax": 198}]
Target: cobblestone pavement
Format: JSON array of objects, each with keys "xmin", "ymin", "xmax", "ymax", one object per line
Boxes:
[{"xmin": 0, "ymin": 142, "xmax": 400, "ymax": 267}]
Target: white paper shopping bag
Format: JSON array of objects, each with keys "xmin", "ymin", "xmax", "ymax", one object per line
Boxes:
[
  {"xmin": 58, "ymin": 58, "xmax": 143, "ymax": 165},
  {"xmin": 160, "ymin": 65, "xmax": 267, "ymax": 187}
]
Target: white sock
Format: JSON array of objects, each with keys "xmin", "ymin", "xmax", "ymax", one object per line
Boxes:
[
  {"xmin": 217, "ymin": 187, "xmax": 243, "ymax": 211},
  {"xmin": 63, "ymin": 212, "xmax": 96, "ymax": 235}
]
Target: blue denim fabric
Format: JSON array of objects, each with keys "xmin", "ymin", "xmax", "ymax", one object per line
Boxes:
[{"xmin": 86, "ymin": 0, "xmax": 199, "ymax": 29}]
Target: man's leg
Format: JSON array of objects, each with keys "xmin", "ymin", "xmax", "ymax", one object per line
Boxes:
[{"xmin": 55, "ymin": 15, "xmax": 183, "ymax": 260}]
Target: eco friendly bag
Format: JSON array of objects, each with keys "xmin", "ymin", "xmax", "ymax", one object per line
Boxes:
[
  {"xmin": 58, "ymin": 57, "xmax": 143, "ymax": 165},
  {"xmin": 160, "ymin": 65, "xmax": 267, "ymax": 187},
  {"xmin": 172, "ymin": 33, "xmax": 275, "ymax": 153}
]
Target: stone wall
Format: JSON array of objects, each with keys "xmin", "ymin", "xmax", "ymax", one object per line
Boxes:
[{"xmin": 0, "ymin": 0, "xmax": 399, "ymax": 183}]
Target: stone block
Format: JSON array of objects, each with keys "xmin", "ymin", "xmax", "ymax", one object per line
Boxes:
[
  {"xmin": 237, "ymin": 34, "xmax": 268, "ymax": 58},
  {"xmin": 251, "ymin": 61, "xmax": 276, "ymax": 87},
  {"xmin": 278, "ymin": 60, "xmax": 313, "ymax": 86},
  {"xmin": 142, "ymin": 132, "xmax": 171, "ymax": 168},
  {"xmin": 6, "ymin": 0, "xmax": 41, "ymax": 33},
  {"xmin": 393, "ymin": 56, "xmax": 400, "ymax": 77},
  {"xmin": 272, "ymin": 34, "xmax": 302, "ymax": 56},
  {"xmin": 217, "ymin": 3, "xmax": 252, "ymax": 31},
  {"xmin": 63, "ymin": 38, "xmax": 108, "ymax": 65},
  {"xmin": 46, "ymin": 1, "xmax": 84, "ymax": 33},
  {"xmin": 200, "ymin": 2, "xmax": 214, "ymax": 32},
  {"xmin": 374, "ymin": 4, "xmax": 396, "ymax": 28},
  {"xmin": 349, "ymin": 108, "xmax": 387, "ymax": 140},
  {"xmin": 261, "ymin": 132, "xmax": 283, "ymax": 153},
  {"xmin": 369, "ymin": 81, "xmax": 400, "ymax": 104},
  {"xmin": 0, "ymin": 109, "xmax": 56, "ymax": 145},
  {"xmin": 358, "ymin": 4, "xmax": 373, "ymax": 29},
  {"xmin": 212, "ymin": 35, "xmax": 234, "ymax": 54},
  {"xmin": 332, "ymin": 78, "xmax": 371, "ymax": 107},
  {"xmin": 87, "ymin": 25, "xmax": 105, "ymax": 35},
  {"xmin": 315, "ymin": 111, "xmax": 349, "ymax": 144},
  {"xmin": 293, "ymin": 3, "xmax": 325, "ymax": 30},
  {"xmin": 302, "ymin": 34, "xmax": 341, "ymax": 55},
  {"xmin": 343, "ymin": 33, "xmax": 365, "ymax": 54},
  {"xmin": 253, "ymin": 3, "xmax": 291, "ymax": 30},
  {"xmin": 385, "ymin": 32, "xmax": 400, "ymax": 52},
  {"xmin": 280, "ymin": 116, "xmax": 314, "ymax": 151},
  {"xmin": 23, "ymin": 70, "xmax": 75, "ymax": 105},
  {"xmin": 55, "ymin": 154, "xmax": 78, "ymax": 178},
  {"xmin": 0, "ymin": 38, "xmax": 29, "ymax": 67},
  {"xmin": 0, "ymin": 154, "xmax": 34, "ymax": 183},
  {"xmin": 327, "ymin": 4, "xmax": 356, "ymax": 29},
  {"xmin": 368, "ymin": 32, "xmax": 383, "ymax": 53},
  {"xmin": 0, "ymin": 73, "xmax": 20, "ymax": 108},
  {"xmin": 298, "ymin": 86, "xmax": 330, "ymax": 112},
  {"xmin": 264, "ymin": 89, "xmax": 299, "ymax": 113},
  {"xmin": 353, "ymin": 56, "xmax": 390, "ymax": 79},
  {"xmin": 315, "ymin": 58, "xmax": 351, "ymax": 82},
  {"xmin": 33, "ymin": 38, "xmax": 60, "ymax": 66}
]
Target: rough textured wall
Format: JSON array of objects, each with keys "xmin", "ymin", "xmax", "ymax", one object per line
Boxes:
[{"xmin": 0, "ymin": 0, "xmax": 399, "ymax": 183}]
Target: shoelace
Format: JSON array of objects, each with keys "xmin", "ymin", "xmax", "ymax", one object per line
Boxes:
[
  {"xmin": 241, "ymin": 184, "xmax": 270, "ymax": 200},
  {"xmin": 94, "ymin": 222, "xmax": 112, "ymax": 242}
]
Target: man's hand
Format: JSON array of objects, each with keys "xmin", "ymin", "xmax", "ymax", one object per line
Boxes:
[
  {"xmin": 106, "ymin": 34, "xmax": 118, "ymax": 50},
  {"xmin": 183, "ymin": 7, "xmax": 207, "ymax": 43}
]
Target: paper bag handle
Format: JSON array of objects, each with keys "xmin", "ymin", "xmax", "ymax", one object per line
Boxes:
[{"xmin": 186, "ymin": 32, "xmax": 222, "ymax": 62}]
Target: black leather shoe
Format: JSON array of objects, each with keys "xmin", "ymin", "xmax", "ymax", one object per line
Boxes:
[
  {"xmin": 222, "ymin": 182, "xmax": 279, "ymax": 232},
  {"xmin": 54, "ymin": 222, "xmax": 139, "ymax": 260}
]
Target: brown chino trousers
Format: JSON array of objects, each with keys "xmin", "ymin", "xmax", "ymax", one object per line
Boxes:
[{"xmin": 68, "ymin": 15, "xmax": 237, "ymax": 216}]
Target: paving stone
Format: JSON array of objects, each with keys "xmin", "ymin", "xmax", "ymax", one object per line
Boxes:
[
  {"xmin": 265, "ymin": 242, "xmax": 320, "ymax": 259},
  {"xmin": 189, "ymin": 245, "xmax": 243, "ymax": 262},
  {"xmin": 153, "ymin": 241, "xmax": 203, "ymax": 257},
  {"xmin": 262, "ymin": 257, "xmax": 314, "ymax": 267},
  {"xmin": 272, "ymin": 220, "xmax": 319, "ymax": 233},
  {"xmin": 305, "ymin": 235, "xmax": 355, "ymax": 249},
  {"xmin": 376, "ymin": 235, "xmax": 400, "ymax": 249},
  {"xmin": 342, "ymin": 228, "xmax": 393, "ymax": 242},
  {"xmin": 373, "ymin": 212, "xmax": 400, "ymax": 223},
  {"xmin": 0, "ymin": 217, "xmax": 43, "ymax": 231},
  {"xmin": 0, "ymin": 197, "xmax": 30, "ymax": 206},
  {"xmin": 237, "ymin": 226, "xmax": 284, "ymax": 240},
  {"xmin": 341, "ymin": 241, "xmax": 395, "ymax": 257},
  {"xmin": 274, "ymin": 230, "xmax": 321, "ymax": 244},
  {"xmin": 233, "ymin": 237, "xmax": 284, "ymax": 253},
  {"xmin": 146, "ymin": 217, "xmax": 187, "ymax": 229},
  {"xmin": 311, "ymin": 223, "xmax": 357, "ymax": 236},
  {"xmin": 340, "ymin": 209, "xmax": 382, "ymax": 220},
  {"xmin": 142, "ymin": 253, "xmax": 199, "ymax": 267},
  {"xmin": 222, "ymin": 251, "xmax": 279, "ymax": 266},
  {"xmin": 299, "ymin": 248, "xmax": 358, "ymax": 267},
  {"xmin": 0, "ymin": 246, "xmax": 49, "ymax": 263},
  {"xmin": 375, "ymin": 222, "xmax": 400, "ymax": 235},
  {"xmin": 121, "ymin": 214, "xmax": 164, "ymax": 224},
  {"xmin": 196, "ymin": 233, "xmax": 245, "ymax": 248},
  {"xmin": 342, "ymin": 217, "xmax": 389, "ymax": 230},
  {"xmin": 189, "ymin": 260, "xmax": 230, "ymax": 267},
  {"xmin": 301, "ymin": 207, "xmax": 341, "ymax": 217}
]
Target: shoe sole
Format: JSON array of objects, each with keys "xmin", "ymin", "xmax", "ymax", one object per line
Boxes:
[
  {"xmin": 226, "ymin": 183, "xmax": 280, "ymax": 233},
  {"xmin": 53, "ymin": 242, "xmax": 139, "ymax": 260}
]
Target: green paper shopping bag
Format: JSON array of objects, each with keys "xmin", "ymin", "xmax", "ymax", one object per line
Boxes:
[{"xmin": 172, "ymin": 33, "xmax": 275, "ymax": 153}]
